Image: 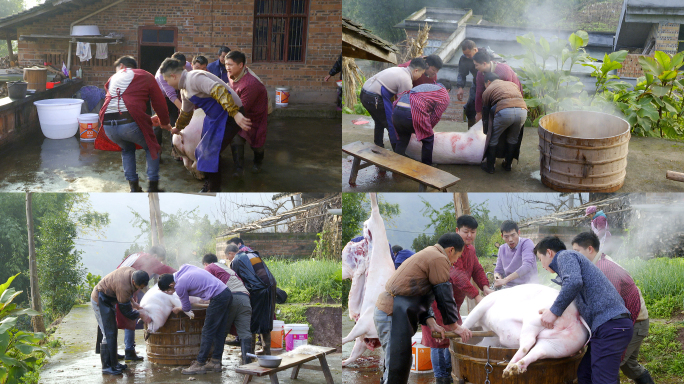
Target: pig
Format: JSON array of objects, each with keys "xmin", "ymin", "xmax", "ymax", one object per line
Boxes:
[
  {"xmin": 140, "ymin": 285, "xmax": 203, "ymax": 333},
  {"xmin": 342, "ymin": 193, "xmax": 395, "ymax": 367},
  {"xmin": 171, "ymin": 108, "xmax": 205, "ymax": 180},
  {"xmin": 404, "ymin": 120, "xmax": 487, "ymax": 164},
  {"xmin": 462, "ymin": 284, "xmax": 590, "ymax": 378}
]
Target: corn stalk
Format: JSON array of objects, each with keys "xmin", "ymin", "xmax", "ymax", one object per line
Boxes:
[
  {"xmin": 342, "ymin": 57, "xmax": 364, "ymax": 110},
  {"xmin": 401, "ymin": 22, "xmax": 431, "ymax": 63}
]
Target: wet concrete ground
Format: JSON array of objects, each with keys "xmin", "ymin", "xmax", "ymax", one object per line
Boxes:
[
  {"xmin": 342, "ymin": 309, "xmax": 437, "ymax": 384},
  {"xmin": 41, "ymin": 304, "xmax": 342, "ymax": 384},
  {"xmin": 342, "ymin": 114, "xmax": 684, "ymax": 192},
  {"xmin": 0, "ymin": 116, "xmax": 340, "ymax": 192}
]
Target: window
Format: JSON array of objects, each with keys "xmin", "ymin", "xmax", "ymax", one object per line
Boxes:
[
  {"xmin": 679, "ymin": 23, "xmax": 684, "ymax": 52},
  {"xmin": 423, "ymin": 39, "xmax": 443, "ymax": 56},
  {"xmin": 253, "ymin": 0, "xmax": 308, "ymax": 62}
]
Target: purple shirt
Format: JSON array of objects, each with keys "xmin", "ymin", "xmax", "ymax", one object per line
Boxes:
[
  {"xmin": 494, "ymin": 237, "xmax": 538, "ymax": 286},
  {"xmin": 174, "ymin": 264, "xmax": 226, "ymax": 311},
  {"xmin": 155, "ymin": 62, "xmax": 193, "ymax": 102}
]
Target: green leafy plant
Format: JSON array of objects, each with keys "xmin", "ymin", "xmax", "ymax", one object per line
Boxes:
[
  {"xmin": 0, "ymin": 274, "xmax": 50, "ymax": 384},
  {"xmin": 581, "ymin": 49, "xmax": 630, "ymax": 102},
  {"xmin": 604, "ymin": 51, "xmax": 684, "ymax": 138},
  {"xmin": 513, "ymin": 30, "xmax": 592, "ymax": 125},
  {"xmin": 341, "ymin": 193, "xmax": 400, "ymax": 245},
  {"xmin": 639, "ymin": 322, "xmax": 684, "ymax": 378},
  {"xmin": 342, "ymin": 74, "xmax": 371, "ymax": 116}
]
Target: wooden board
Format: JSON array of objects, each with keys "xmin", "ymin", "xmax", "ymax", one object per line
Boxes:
[
  {"xmin": 235, "ymin": 347, "xmax": 337, "ymax": 377},
  {"xmin": 342, "ymin": 141, "xmax": 460, "ymax": 191},
  {"xmin": 666, "ymin": 170, "xmax": 684, "ymax": 183}
]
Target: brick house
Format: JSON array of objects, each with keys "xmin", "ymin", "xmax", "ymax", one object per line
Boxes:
[
  {"xmin": 0, "ymin": 0, "xmax": 341, "ymax": 103},
  {"xmin": 614, "ymin": 0, "xmax": 683, "ymax": 78}
]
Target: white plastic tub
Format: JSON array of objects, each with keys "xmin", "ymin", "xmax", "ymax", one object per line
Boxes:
[
  {"xmin": 284, "ymin": 324, "xmax": 309, "ymax": 351},
  {"xmin": 34, "ymin": 99, "xmax": 85, "ymax": 139}
]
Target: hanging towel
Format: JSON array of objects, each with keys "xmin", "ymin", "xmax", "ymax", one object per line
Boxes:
[
  {"xmin": 76, "ymin": 42, "xmax": 91, "ymax": 61},
  {"xmin": 95, "ymin": 43, "xmax": 108, "ymax": 59}
]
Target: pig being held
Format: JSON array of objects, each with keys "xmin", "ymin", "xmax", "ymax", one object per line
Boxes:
[
  {"xmin": 171, "ymin": 108, "xmax": 205, "ymax": 180},
  {"xmin": 140, "ymin": 285, "xmax": 203, "ymax": 332},
  {"xmin": 462, "ymin": 284, "xmax": 590, "ymax": 378},
  {"xmin": 405, "ymin": 120, "xmax": 487, "ymax": 164}
]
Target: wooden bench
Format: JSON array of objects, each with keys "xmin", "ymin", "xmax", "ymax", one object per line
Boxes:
[
  {"xmin": 342, "ymin": 141, "xmax": 460, "ymax": 192},
  {"xmin": 235, "ymin": 347, "xmax": 337, "ymax": 384}
]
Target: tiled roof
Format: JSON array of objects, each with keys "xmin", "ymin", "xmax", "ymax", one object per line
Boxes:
[{"xmin": 343, "ymin": 17, "xmax": 398, "ymax": 53}]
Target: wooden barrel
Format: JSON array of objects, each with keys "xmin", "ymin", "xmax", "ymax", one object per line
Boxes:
[
  {"xmin": 145, "ymin": 309, "xmax": 207, "ymax": 365},
  {"xmin": 450, "ymin": 339, "xmax": 585, "ymax": 384},
  {"xmin": 538, "ymin": 111, "xmax": 630, "ymax": 192},
  {"xmin": 23, "ymin": 67, "xmax": 47, "ymax": 92}
]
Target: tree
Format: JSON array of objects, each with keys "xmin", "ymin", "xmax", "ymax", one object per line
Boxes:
[
  {"xmin": 412, "ymin": 199, "xmax": 500, "ymax": 259},
  {"xmin": 342, "ymin": 193, "xmax": 400, "ymax": 245},
  {"xmin": 25, "ymin": 193, "xmax": 45, "ymax": 333}
]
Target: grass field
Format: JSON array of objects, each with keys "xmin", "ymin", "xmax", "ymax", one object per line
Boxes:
[{"xmin": 268, "ymin": 259, "xmax": 347, "ymax": 304}]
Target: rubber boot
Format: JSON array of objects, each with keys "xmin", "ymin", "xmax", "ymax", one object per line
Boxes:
[
  {"xmin": 100, "ymin": 342, "xmax": 122, "ymax": 375},
  {"xmin": 124, "ymin": 348, "xmax": 143, "ymax": 361},
  {"xmin": 634, "ymin": 370, "xmax": 655, "ymax": 384},
  {"xmin": 480, "ymin": 146, "xmax": 496, "ymax": 174},
  {"xmin": 95, "ymin": 326, "xmax": 102, "ymax": 354},
  {"xmin": 147, "ymin": 180, "xmax": 164, "ymax": 192},
  {"xmin": 230, "ymin": 145, "xmax": 245, "ymax": 178},
  {"xmin": 208, "ymin": 172, "xmax": 222, "ymax": 192},
  {"xmin": 109, "ymin": 341, "xmax": 127, "ymax": 371},
  {"xmin": 252, "ymin": 147, "xmax": 264, "ymax": 173},
  {"xmin": 261, "ymin": 332, "xmax": 271, "ymax": 355},
  {"xmin": 241, "ymin": 337, "xmax": 254, "ymax": 365},
  {"xmin": 501, "ymin": 145, "xmax": 516, "ymax": 171},
  {"xmin": 128, "ymin": 180, "xmax": 143, "ymax": 193}
]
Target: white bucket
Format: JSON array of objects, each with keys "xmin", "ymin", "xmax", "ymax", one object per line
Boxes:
[
  {"xmin": 284, "ymin": 324, "xmax": 308, "ymax": 352},
  {"xmin": 411, "ymin": 332, "xmax": 432, "ymax": 373},
  {"xmin": 77, "ymin": 113, "xmax": 100, "ymax": 142},
  {"xmin": 34, "ymin": 99, "xmax": 84, "ymax": 139},
  {"xmin": 275, "ymin": 87, "xmax": 290, "ymax": 107},
  {"xmin": 271, "ymin": 320, "xmax": 284, "ymax": 350}
]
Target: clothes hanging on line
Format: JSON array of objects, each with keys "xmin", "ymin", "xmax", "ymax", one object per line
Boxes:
[
  {"xmin": 76, "ymin": 42, "xmax": 92, "ymax": 62},
  {"xmin": 95, "ymin": 43, "xmax": 108, "ymax": 59}
]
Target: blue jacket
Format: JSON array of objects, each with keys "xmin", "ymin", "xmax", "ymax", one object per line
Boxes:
[
  {"xmin": 549, "ymin": 250, "xmax": 628, "ymax": 332},
  {"xmin": 207, "ymin": 59, "xmax": 228, "ymax": 82},
  {"xmin": 393, "ymin": 249, "xmax": 415, "ymax": 269}
]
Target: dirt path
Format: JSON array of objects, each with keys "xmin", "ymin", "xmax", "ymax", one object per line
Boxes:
[{"xmin": 40, "ymin": 304, "xmax": 341, "ymax": 384}]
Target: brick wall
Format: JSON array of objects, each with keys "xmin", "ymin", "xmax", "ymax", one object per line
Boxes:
[
  {"xmin": 17, "ymin": 0, "xmax": 341, "ymax": 96},
  {"xmin": 618, "ymin": 53, "xmax": 646, "ymax": 78},
  {"xmin": 215, "ymin": 232, "xmax": 319, "ymax": 259},
  {"xmin": 654, "ymin": 22, "xmax": 680, "ymax": 56}
]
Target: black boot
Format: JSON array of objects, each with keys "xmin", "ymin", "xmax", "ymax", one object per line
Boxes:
[
  {"xmin": 231, "ymin": 145, "xmax": 245, "ymax": 178},
  {"xmin": 128, "ymin": 180, "xmax": 143, "ymax": 192},
  {"xmin": 261, "ymin": 333, "xmax": 271, "ymax": 355},
  {"xmin": 100, "ymin": 342, "xmax": 122, "ymax": 375},
  {"xmin": 501, "ymin": 144, "xmax": 516, "ymax": 171},
  {"xmin": 147, "ymin": 180, "xmax": 164, "ymax": 192},
  {"xmin": 480, "ymin": 146, "xmax": 496, "ymax": 174},
  {"xmin": 241, "ymin": 337, "xmax": 254, "ymax": 365},
  {"xmin": 96, "ymin": 326, "xmax": 102, "ymax": 354},
  {"xmin": 634, "ymin": 370, "xmax": 655, "ymax": 384},
  {"xmin": 124, "ymin": 348, "xmax": 144, "ymax": 361},
  {"xmin": 108, "ymin": 341, "xmax": 127, "ymax": 371},
  {"xmin": 252, "ymin": 148, "xmax": 264, "ymax": 173}
]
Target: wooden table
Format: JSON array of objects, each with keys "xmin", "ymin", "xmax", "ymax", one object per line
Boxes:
[
  {"xmin": 342, "ymin": 141, "xmax": 460, "ymax": 191},
  {"xmin": 235, "ymin": 347, "xmax": 337, "ymax": 384}
]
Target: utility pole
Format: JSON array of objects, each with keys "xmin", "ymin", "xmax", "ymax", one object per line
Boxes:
[
  {"xmin": 25, "ymin": 192, "xmax": 46, "ymax": 333},
  {"xmin": 453, "ymin": 193, "xmax": 471, "ymax": 218},
  {"xmin": 148, "ymin": 193, "xmax": 164, "ymax": 247}
]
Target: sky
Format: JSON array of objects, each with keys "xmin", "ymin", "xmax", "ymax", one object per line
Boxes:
[
  {"xmin": 376, "ymin": 193, "xmax": 584, "ymax": 250},
  {"xmin": 76, "ymin": 193, "xmax": 279, "ymax": 276}
]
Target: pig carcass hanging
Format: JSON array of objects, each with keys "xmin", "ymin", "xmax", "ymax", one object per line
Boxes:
[
  {"xmin": 342, "ymin": 193, "xmax": 395, "ymax": 366},
  {"xmin": 462, "ymin": 284, "xmax": 590, "ymax": 378}
]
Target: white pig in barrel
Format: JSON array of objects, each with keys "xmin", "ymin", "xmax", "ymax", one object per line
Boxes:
[{"xmin": 140, "ymin": 285, "xmax": 203, "ymax": 332}]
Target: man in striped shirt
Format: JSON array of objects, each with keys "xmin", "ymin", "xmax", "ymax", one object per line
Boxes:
[
  {"xmin": 392, "ymin": 81, "xmax": 452, "ymax": 165},
  {"xmin": 572, "ymin": 232, "xmax": 654, "ymax": 384}
]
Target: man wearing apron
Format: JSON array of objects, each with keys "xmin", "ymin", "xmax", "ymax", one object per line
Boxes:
[{"xmin": 159, "ymin": 58, "xmax": 252, "ymax": 192}]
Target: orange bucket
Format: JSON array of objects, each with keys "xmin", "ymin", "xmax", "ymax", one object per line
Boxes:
[{"xmin": 78, "ymin": 113, "xmax": 100, "ymax": 141}]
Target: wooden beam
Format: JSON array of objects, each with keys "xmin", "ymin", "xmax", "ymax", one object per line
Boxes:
[
  {"xmin": 342, "ymin": 32, "xmax": 398, "ymax": 64},
  {"xmin": 666, "ymin": 170, "xmax": 684, "ymax": 183}
]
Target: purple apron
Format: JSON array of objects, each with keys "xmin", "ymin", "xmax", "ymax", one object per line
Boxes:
[{"xmin": 189, "ymin": 94, "xmax": 229, "ymax": 173}]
